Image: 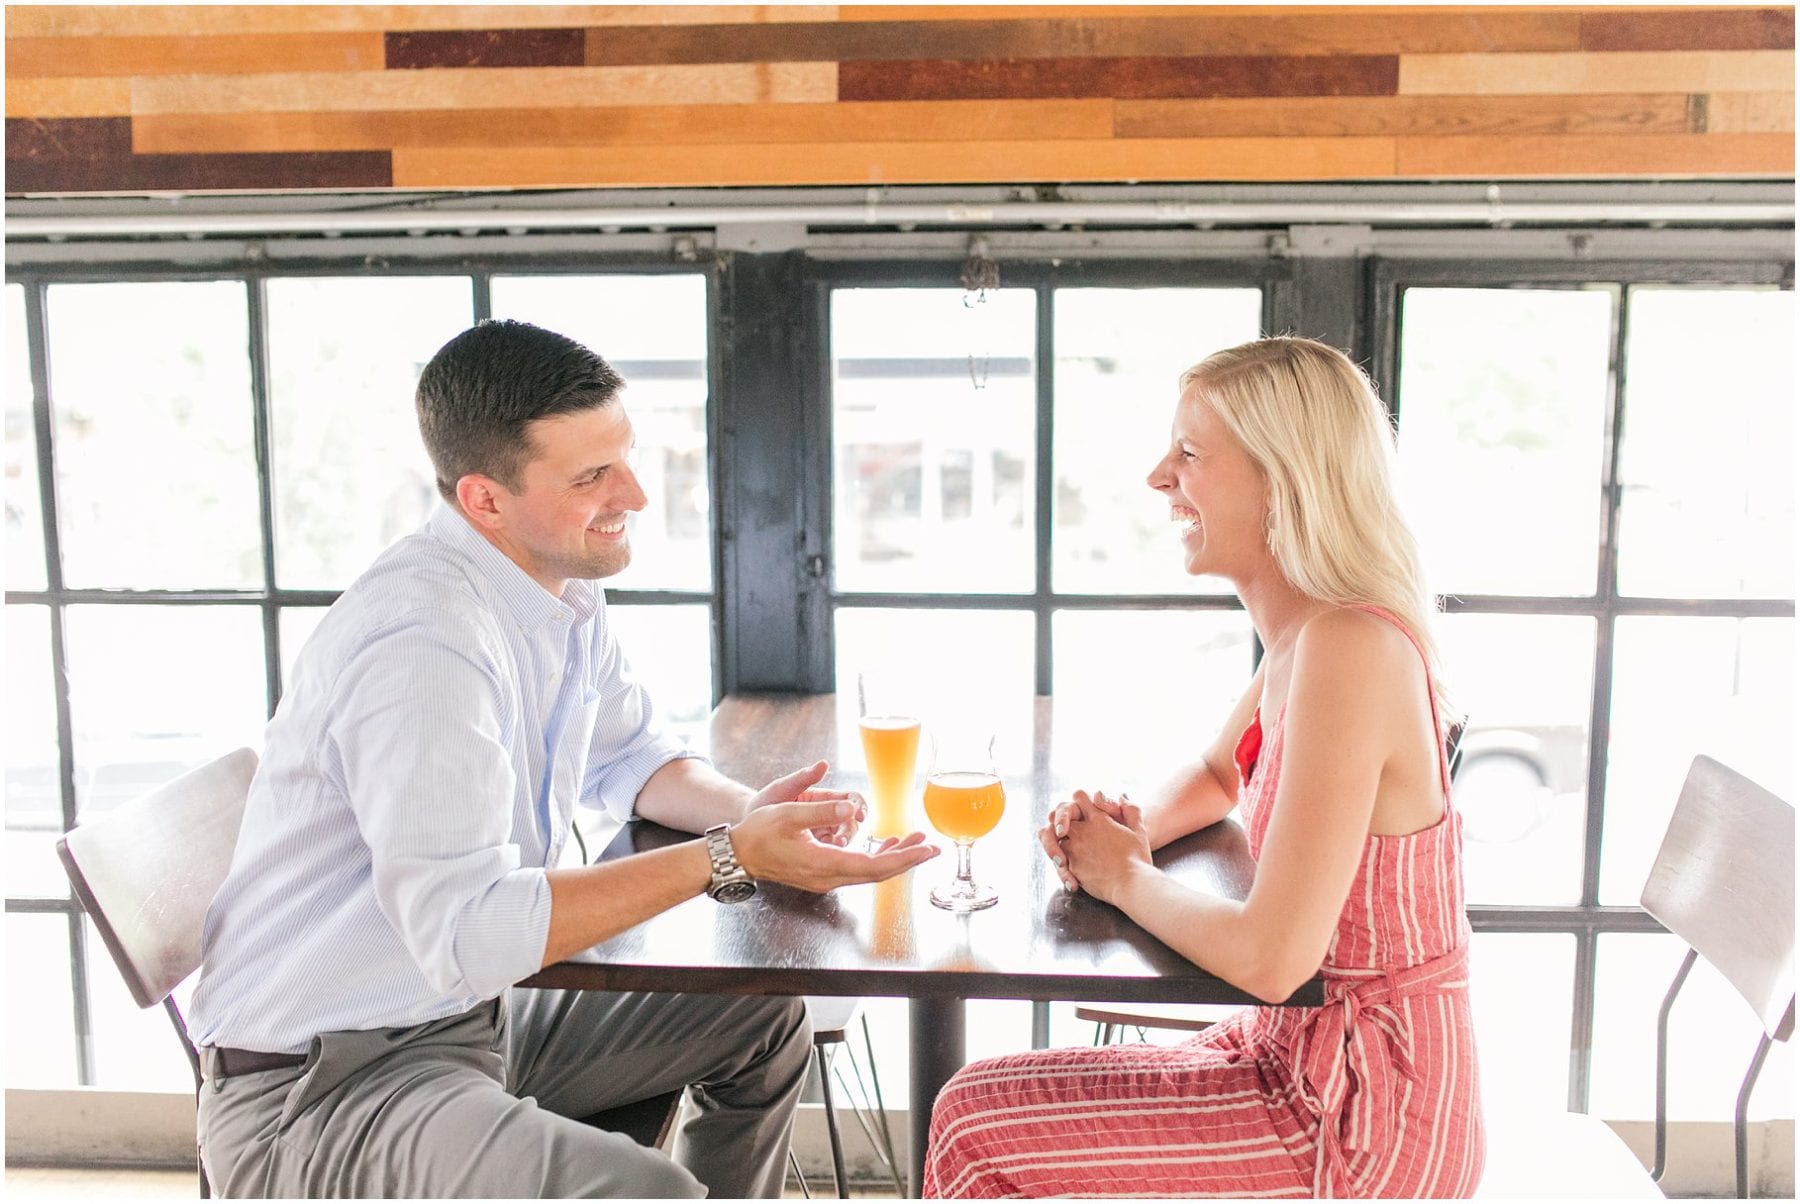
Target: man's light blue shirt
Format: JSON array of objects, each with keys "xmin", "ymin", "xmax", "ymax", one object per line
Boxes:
[{"xmin": 189, "ymin": 504, "xmax": 701, "ymax": 1054}]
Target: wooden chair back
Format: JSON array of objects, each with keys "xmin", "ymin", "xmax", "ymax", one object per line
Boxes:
[
  {"xmin": 1640, "ymin": 754, "xmax": 1794, "ymax": 1042},
  {"xmin": 56, "ymin": 748, "xmax": 258, "ymax": 1009}
]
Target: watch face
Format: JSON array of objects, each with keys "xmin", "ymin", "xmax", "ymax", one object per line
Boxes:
[{"xmin": 713, "ymin": 880, "xmax": 757, "ymax": 905}]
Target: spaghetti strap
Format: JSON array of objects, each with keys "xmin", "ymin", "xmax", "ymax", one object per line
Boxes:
[{"xmin": 1345, "ymin": 604, "xmax": 1454, "ymax": 799}]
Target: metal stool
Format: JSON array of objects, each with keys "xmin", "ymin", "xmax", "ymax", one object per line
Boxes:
[{"xmin": 787, "ymin": 1000, "xmax": 904, "ymax": 1199}]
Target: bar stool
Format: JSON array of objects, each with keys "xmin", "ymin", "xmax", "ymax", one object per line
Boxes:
[{"xmin": 788, "ymin": 996, "xmax": 904, "ymax": 1199}]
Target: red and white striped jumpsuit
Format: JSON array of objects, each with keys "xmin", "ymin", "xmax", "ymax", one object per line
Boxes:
[{"xmin": 923, "ymin": 607, "xmax": 1485, "ymax": 1199}]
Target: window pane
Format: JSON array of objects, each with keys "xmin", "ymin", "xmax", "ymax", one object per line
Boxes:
[
  {"xmin": 6, "ymin": 605, "xmax": 66, "ymax": 897},
  {"xmin": 1052, "ymin": 288, "xmax": 1262, "ymax": 595},
  {"xmin": 267, "ymin": 276, "xmax": 468, "ymax": 589},
  {"xmin": 491, "ymin": 275, "xmax": 711, "ymax": 591},
  {"xmin": 605, "ymin": 603, "xmax": 713, "ymax": 746},
  {"xmin": 832, "ymin": 290, "xmax": 1036, "ymax": 594},
  {"xmin": 1603, "ymin": 617, "xmax": 1793, "ymax": 903},
  {"xmin": 1471, "ymin": 932, "xmax": 1574, "ymax": 1113},
  {"xmin": 85, "ymin": 916, "xmax": 194, "ymax": 1090},
  {"xmin": 6, "ymin": 284, "xmax": 45, "ymax": 591},
  {"xmin": 48, "ymin": 282, "xmax": 260, "ymax": 589},
  {"xmin": 1617, "ymin": 288, "xmax": 1795, "ymax": 599},
  {"xmin": 833, "ymin": 609, "xmax": 1035, "ymax": 785},
  {"xmin": 1592, "ymin": 932, "xmax": 1794, "ymax": 1121},
  {"xmin": 1050, "ymin": 609, "xmax": 1255, "ymax": 788},
  {"xmin": 1396, "ymin": 288, "xmax": 1612, "ymax": 597},
  {"xmin": 5, "ymin": 915, "xmax": 77, "ymax": 1087},
  {"xmin": 63, "ymin": 606, "xmax": 268, "ymax": 821},
  {"xmin": 1440, "ymin": 614, "xmax": 1594, "ymax": 906}
]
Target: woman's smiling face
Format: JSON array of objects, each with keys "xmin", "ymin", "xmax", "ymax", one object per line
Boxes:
[{"xmin": 1145, "ymin": 382, "xmax": 1272, "ymax": 582}]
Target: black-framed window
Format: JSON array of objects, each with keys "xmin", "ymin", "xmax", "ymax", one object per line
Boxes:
[
  {"xmin": 3, "ymin": 263, "xmax": 717, "ymax": 1089},
  {"xmin": 5, "ymin": 235, "xmax": 1792, "ymax": 1123}
]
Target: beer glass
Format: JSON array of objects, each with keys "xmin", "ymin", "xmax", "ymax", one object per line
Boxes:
[
  {"xmin": 923, "ymin": 731, "xmax": 1005, "ymax": 912},
  {"xmin": 856, "ymin": 672, "xmax": 922, "ymax": 841}
]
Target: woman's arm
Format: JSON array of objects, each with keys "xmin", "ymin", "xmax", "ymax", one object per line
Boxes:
[
  {"xmin": 1064, "ymin": 610, "xmax": 1413, "ymax": 1002},
  {"xmin": 1135, "ymin": 660, "xmax": 1267, "ymax": 849}
]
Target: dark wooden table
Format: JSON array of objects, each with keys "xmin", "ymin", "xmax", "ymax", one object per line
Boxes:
[{"xmin": 523, "ymin": 693, "xmax": 1322, "ymax": 1195}]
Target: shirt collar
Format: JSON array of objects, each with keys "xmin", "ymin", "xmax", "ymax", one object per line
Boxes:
[{"xmin": 426, "ymin": 504, "xmax": 595, "ymax": 630}]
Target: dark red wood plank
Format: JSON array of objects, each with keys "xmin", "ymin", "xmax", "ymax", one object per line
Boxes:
[
  {"xmin": 1581, "ymin": 8, "xmax": 1793, "ymax": 51},
  {"xmin": 5, "ymin": 118, "xmax": 391, "ymax": 195},
  {"xmin": 5, "ymin": 116, "xmax": 133, "ymax": 160},
  {"xmin": 386, "ymin": 27, "xmax": 585, "ymax": 69},
  {"xmin": 840, "ymin": 55, "xmax": 1398, "ymax": 102}
]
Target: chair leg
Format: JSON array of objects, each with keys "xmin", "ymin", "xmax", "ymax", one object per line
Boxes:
[
  {"xmin": 1735, "ymin": 1031, "xmax": 1775, "ymax": 1200},
  {"xmin": 1651, "ymin": 949, "xmax": 1697, "ymax": 1183},
  {"xmin": 788, "ymin": 1147, "xmax": 812, "ymax": 1199},
  {"xmin": 816, "ymin": 1044, "xmax": 849, "ymax": 1199},
  {"xmin": 858, "ymin": 1014, "xmax": 906, "ymax": 1197}
]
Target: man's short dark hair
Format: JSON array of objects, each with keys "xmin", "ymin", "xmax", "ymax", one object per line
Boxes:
[{"xmin": 416, "ymin": 319, "xmax": 624, "ymax": 502}]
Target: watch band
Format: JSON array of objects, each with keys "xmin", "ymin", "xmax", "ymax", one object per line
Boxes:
[{"xmin": 703, "ymin": 822, "xmax": 756, "ymax": 903}]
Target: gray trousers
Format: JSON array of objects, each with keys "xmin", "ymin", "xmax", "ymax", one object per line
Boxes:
[{"xmin": 196, "ymin": 988, "xmax": 811, "ymax": 1198}]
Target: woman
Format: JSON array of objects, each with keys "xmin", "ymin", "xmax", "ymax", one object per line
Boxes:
[{"xmin": 923, "ymin": 337, "xmax": 1484, "ymax": 1199}]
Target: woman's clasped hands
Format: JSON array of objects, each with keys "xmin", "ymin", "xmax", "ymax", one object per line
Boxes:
[{"xmin": 1037, "ymin": 788, "xmax": 1154, "ymax": 905}]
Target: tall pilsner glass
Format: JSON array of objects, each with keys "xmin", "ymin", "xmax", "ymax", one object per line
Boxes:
[
  {"xmin": 923, "ymin": 732, "xmax": 1005, "ymax": 912},
  {"xmin": 856, "ymin": 673, "xmax": 921, "ymax": 842}
]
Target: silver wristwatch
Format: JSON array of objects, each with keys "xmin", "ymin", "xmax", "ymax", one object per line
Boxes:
[{"xmin": 703, "ymin": 823, "xmax": 757, "ymax": 904}]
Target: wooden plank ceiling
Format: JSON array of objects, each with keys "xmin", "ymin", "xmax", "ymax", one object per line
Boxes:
[{"xmin": 5, "ymin": 4, "xmax": 1792, "ymax": 194}]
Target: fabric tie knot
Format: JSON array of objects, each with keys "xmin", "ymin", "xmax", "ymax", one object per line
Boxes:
[{"xmin": 1290, "ymin": 945, "xmax": 1470, "ymax": 1197}]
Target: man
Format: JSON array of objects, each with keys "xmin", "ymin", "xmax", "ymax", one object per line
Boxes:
[{"xmin": 188, "ymin": 319, "xmax": 937, "ymax": 1198}]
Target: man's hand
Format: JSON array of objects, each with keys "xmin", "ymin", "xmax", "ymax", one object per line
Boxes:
[
  {"xmin": 748, "ymin": 761, "xmax": 867, "ymax": 847},
  {"xmin": 731, "ymin": 798, "xmax": 938, "ymax": 893}
]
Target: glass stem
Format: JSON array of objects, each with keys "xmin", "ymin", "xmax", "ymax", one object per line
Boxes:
[{"xmin": 956, "ymin": 840, "xmax": 974, "ymax": 889}]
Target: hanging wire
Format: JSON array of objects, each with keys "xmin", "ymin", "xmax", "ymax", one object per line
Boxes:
[{"xmin": 960, "ymin": 236, "xmax": 1000, "ymax": 390}]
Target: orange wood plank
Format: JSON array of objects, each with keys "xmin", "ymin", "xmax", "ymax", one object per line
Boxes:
[
  {"xmin": 132, "ymin": 98, "xmax": 1116, "ymax": 153},
  {"xmin": 128, "ymin": 63, "xmax": 838, "ymax": 114},
  {"xmin": 1396, "ymin": 132, "xmax": 1794, "ymax": 175},
  {"xmin": 834, "ymin": 5, "xmax": 1741, "ymax": 19},
  {"xmin": 1704, "ymin": 92, "xmax": 1796, "ymax": 132},
  {"xmin": 1116, "ymin": 93, "xmax": 1694, "ymax": 138},
  {"xmin": 4, "ymin": 6, "xmax": 840, "ymax": 37},
  {"xmin": 392, "ymin": 135, "xmax": 1399, "ymax": 188},
  {"xmin": 5, "ymin": 76, "xmax": 132, "ymax": 118},
  {"xmin": 6, "ymin": 33, "xmax": 385, "ymax": 78},
  {"xmin": 1399, "ymin": 50, "xmax": 1795, "ymax": 94}
]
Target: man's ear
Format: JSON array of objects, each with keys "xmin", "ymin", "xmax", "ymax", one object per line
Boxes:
[{"xmin": 455, "ymin": 474, "xmax": 507, "ymax": 531}]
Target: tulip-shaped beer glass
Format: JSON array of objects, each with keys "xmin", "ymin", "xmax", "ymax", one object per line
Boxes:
[{"xmin": 923, "ymin": 731, "xmax": 1005, "ymax": 912}]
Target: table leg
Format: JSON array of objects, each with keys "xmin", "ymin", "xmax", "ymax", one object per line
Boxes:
[{"xmin": 908, "ymin": 997, "xmax": 965, "ymax": 1198}]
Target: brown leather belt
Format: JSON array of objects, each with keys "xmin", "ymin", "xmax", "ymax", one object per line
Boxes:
[{"xmin": 204, "ymin": 1046, "xmax": 308, "ymax": 1080}]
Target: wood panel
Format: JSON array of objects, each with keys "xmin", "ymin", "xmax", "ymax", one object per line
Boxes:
[
  {"xmin": 4, "ymin": 6, "xmax": 840, "ymax": 37},
  {"xmin": 840, "ymin": 55, "xmax": 1400, "ymax": 102},
  {"xmin": 6, "ymin": 77, "xmax": 131, "ymax": 119},
  {"xmin": 1399, "ymin": 49, "xmax": 1796, "ymax": 94},
  {"xmin": 1115, "ymin": 93, "xmax": 1696, "ymax": 139},
  {"xmin": 583, "ymin": 13, "xmax": 1582, "ymax": 65},
  {"xmin": 1580, "ymin": 8, "xmax": 1794, "ymax": 51},
  {"xmin": 5, "ymin": 5, "xmax": 1791, "ymax": 194},
  {"xmin": 128, "ymin": 64, "xmax": 839, "ymax": 114},
  {"xmin": 6, "ymin": 33, "xmax": 386, "ymax": 77},
  {"xmin": 133, "ymin": 99, "xmax": 1116, "ymax": 154},
  {"xmin": 1396, "ymin": 132, "xmax": 1794, "ymax": 175},
  {"xmin": 1705, "ymin": 92, "xmax": 1797, "ymax": 133},
  {"xmin": 391, "ymin": 136, "xmax": 1398, "ymax": 189}
]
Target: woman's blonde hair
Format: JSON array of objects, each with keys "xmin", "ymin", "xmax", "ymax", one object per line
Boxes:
[{"xmin": 1180, "ymin": 336, "xmax": 1458, "ymax": 732}]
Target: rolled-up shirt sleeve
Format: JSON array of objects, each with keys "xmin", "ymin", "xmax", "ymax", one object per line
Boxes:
[
  {"xmin": 326, "ymin": 608, "xmax": 551, "ymax": 1000},
  {"xmin": 580, "ymin": 611, "xmax": 707, "ymax": 820}
]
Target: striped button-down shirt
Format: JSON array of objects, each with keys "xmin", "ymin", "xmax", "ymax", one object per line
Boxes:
[{"xmin": 189, "ymin": 504, "xmax": 700, "ymax": 1054}]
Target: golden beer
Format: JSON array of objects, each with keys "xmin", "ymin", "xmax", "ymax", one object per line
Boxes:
[
  {"xmin": 859, "ymin": 716, "xmax": 921, "ymax": 838},
  {"xmin": 922, "ymin": 771, "xmax": 1006, "ymax": 843}
]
